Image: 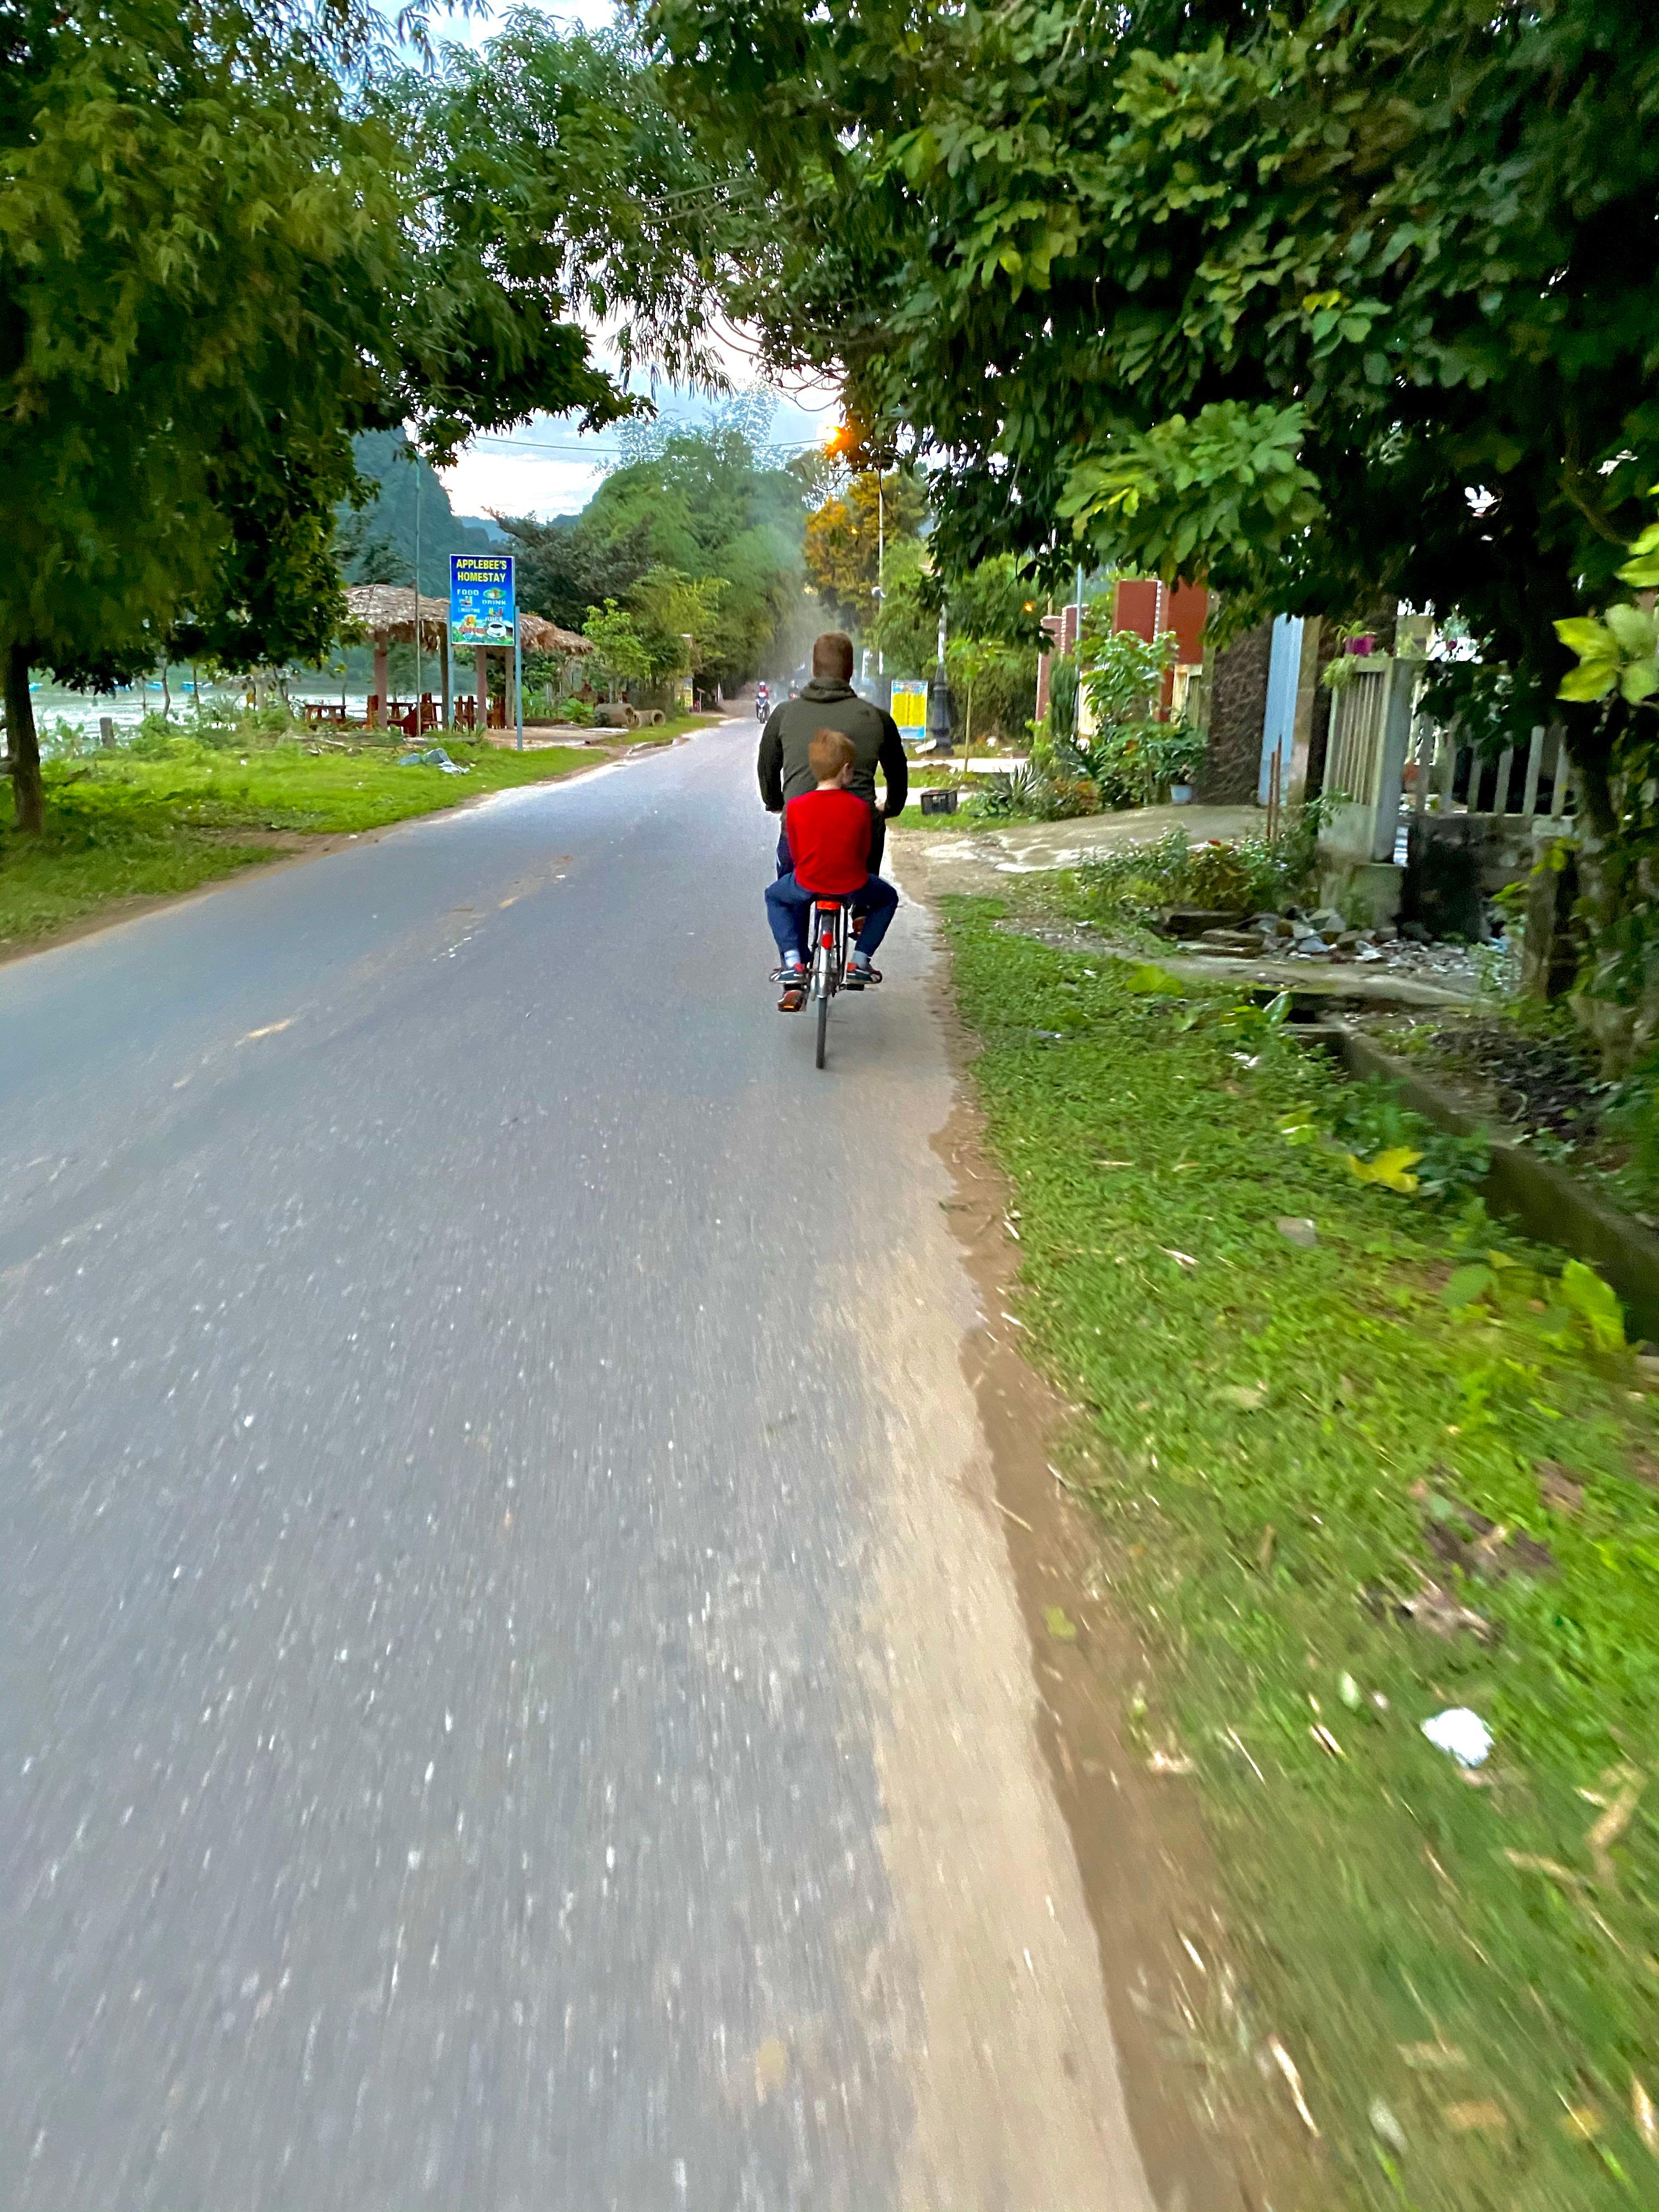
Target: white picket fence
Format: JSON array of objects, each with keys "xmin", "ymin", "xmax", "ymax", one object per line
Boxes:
[{"xmin": 1321, "ymin": 654, "xmax": 1573, "ymax": 865}]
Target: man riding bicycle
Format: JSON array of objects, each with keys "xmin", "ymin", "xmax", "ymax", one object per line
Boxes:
[{"xmin": 757, "ymin": 631, "xmax": 908, "ymax": 877}]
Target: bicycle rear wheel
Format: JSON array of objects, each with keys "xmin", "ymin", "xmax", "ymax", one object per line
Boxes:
[{"xmin": 815, "ymin": 989, "xmax": 830, "ymax": 1069}]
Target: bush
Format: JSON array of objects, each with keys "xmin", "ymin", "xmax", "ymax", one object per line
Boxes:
[
  {"xmin": 1077, "ymin": 616, "xmax": 1178, "ymax": 726},
  {"xmin": 1075, "ymin": 809, "xmax": 1326, "ymax": 921},
  {"xmin": 127, "ymin": 716, "xmax": 205, "ymax": 760},
  {"xmin": 1063, "ymin": 721, "xmax": 1206, "ymax": 808},
  {"xmin": 970, "ymin": 653, "xmax": 1037, "ymax": 741},
  {"xmin": 1048, "ymin": 655, "xmax": 1079, "ymax": 744},
  {"xmin": 1037, "ymin": 772, "xmax": 1101, "ymax": 819},
  {"xmin": 40, "ymin": 717, "xmax": 99, "ymax": 761}
]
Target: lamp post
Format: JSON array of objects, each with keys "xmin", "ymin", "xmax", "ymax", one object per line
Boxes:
[
  {"xmin": 926, "ymin": 600, "xmax": 954, "ymax": 755},
  {"xmin": 412, "ymin": 444, "xmax": 422, "ymax": 724},
  {"xmin": 876, "ymin": 473, "xmax": 884, "ymax": 682}
]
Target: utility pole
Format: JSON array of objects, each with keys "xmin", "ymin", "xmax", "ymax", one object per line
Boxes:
[
  {"xmin": 876, "ymin": 473, "xmax": 885, "ymax": 682},
  {"xmin": 413, "ymin": 443, "xmax": 422, "ymax": 723}
]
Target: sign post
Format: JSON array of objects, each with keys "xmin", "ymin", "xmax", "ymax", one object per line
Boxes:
[
  {"xmin": 449, "ymin": 552, "xmax": 518, "ymax": 743},
  {"xmin": 889, "ymin": 679, "xmax": 928, "ymax": 735}
]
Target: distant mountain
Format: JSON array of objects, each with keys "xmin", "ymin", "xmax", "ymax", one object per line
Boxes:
[
  {"xmin": 341, "ymin": 431, "xmax": 495, "ymax": 594},
  {"xmin": 455, "ymin": 514, "xmax": 509, "ymax": 544}
]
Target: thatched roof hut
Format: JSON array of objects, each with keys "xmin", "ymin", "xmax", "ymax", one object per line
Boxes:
[
  {"xmin": 343, "ymin": 589, "xmax": 591, "ymax": 657},
  {"xmin": 519, "ymin": 614, "xmax": 593, "ymax": 657},
  {"xmin": 343, "ymin": 584, "xmax": 449, "ymax": 647}
]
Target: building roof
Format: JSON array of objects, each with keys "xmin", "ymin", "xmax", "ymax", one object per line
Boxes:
[
  {"xmin": 518, "ymin": 614, "xmax": 592, "ymax": 656},
  {"xmin": 343, "ymin": 585, "xmax": 448, "ymax": 642},
  {"xmin": 342, "ymin": 586, "xmax": 592, "ymax": 656}
]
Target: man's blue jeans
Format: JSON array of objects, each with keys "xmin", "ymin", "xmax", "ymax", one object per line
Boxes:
[{"xmin": 765, "ymin": 872, "xmax": 899, "ymax": 963}]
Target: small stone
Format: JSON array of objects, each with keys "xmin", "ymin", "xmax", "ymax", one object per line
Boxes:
[{"xmin": 1277, "ymin": 1216, "xmax": 1319, "ymax": 1248}]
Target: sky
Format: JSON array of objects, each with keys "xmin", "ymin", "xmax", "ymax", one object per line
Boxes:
[
  {"xmin": 440, "ymin": 383, "xmax": 841, "ymax": 523},
  {"xmin": 406, "ymin": 1, "xmax": 842, "ymax": 522}
]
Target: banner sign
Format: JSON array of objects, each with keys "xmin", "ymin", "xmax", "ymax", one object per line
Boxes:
[
  {"xmin": 889, "ymin": 679, "xmax": 929, "ymax": 731},
  {"xmin": 450, "ymin": 554, "xmax": 516, "ymax": 648}
]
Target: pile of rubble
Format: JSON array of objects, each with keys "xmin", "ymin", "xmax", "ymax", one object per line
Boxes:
[{"xmin": 1162, "ymin": 905, "xmax": 1506, "ymax": 989}]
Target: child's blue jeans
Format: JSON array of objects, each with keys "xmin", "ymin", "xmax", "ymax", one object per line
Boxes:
[{"xmin": 765, "ymin": 872, "xmax": 899, "ymax": 963}]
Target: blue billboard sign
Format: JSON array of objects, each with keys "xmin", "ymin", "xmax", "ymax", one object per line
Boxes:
[{"xmin": 449, "ymin": 554, "xmax": 516, "ymax": 649}]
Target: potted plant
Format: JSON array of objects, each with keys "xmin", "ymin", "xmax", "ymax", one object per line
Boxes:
[{"xmin": 1158, "ymin": 723, "xmax": 1205, "ymax": 803}]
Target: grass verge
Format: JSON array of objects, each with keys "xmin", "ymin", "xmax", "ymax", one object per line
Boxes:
[
  {"xmin": 944, "ymin": 894, "xmax": 1659, "ymax": 2211},
  {"xmin": 0, "ymin": 736, "xmax": 602, "ymax": 952}
]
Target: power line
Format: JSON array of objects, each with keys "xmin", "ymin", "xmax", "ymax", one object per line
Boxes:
[{"xmin": 462, "ymin": 428, "xmax": 832, "ymax": 459}]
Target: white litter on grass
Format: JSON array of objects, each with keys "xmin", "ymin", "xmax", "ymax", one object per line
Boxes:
[{"xmin": 1421, "ymin": 1708, "xmax": 1493, "ymax": 1767}]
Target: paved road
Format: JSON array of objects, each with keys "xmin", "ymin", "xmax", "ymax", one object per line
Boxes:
[{"xmin": 1, "ymin": 720, "xmax": 1155, "ymax": 2211}]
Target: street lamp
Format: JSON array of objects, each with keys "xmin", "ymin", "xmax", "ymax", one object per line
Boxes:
[
  {"xmin": 926, "ymin": 599, "xmax": 954, "ymax": 755},
  {"xmin": 873, "ymin": 472, "xmax": 884, "ymax": 681}
]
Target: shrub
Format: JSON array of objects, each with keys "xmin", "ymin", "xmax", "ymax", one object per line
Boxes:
[
  {"xmin": 1075, "ymin": 808, "xmax": 1327, "ymax": 922},
  {"xmin": 1062, "ymin": 721, "xmax": 1206, "ymax": 808},
  {"xmin": 1037, "ymin": 772, "xmax": 1101, "ymax": 819},
  {"xmin": 968, "ymin": 761, "xmax": 1100, "ymax": 821},
  {"xmin": 1077, "ymin": 616, "xmax": 1178, "ymax": 727},
  {"xmin": 1048, "ymin": 654, "xmax": 1079, "ymax": 744}
]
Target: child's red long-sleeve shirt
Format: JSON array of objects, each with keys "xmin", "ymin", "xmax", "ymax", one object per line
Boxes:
[{"xmin": 783, "ymin": 788, "xmax": 873, "ymax": 895}]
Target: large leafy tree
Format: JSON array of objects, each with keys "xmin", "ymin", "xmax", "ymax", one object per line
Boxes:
[
  {"xmin": 2, "ymin": 1, "xmax": 393, "ymax": 822},
  {"xmin": 1, "ymin": 4, "xmax": 718, "ymax": 830},
  {"xmin": 802, "ymin": 466, "xmax": 927, "ymax": 631},
  {"xmin": 650, "ymin": 0, "xmax": 1659, "ymax": 828},
  {"xmin": 499, "ymin": 426, "xmax": 811, "ymax": 690}
]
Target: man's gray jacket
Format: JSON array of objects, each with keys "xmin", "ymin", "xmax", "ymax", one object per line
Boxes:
[{"xmin": 757, "ymin": 679, "xmax": 909, "ymax": 817}]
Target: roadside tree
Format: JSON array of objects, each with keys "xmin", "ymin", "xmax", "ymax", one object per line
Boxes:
[
  {"xmin": 651, "ymin": 0, "xmax": 1659, "ymax": 1016},
  {"xmin": 1, "ymin": 5, "xmax": 718, "ymax": 832},
  {"xmin": 582, "ymin": 601, "xmax": 654, "ymax": 697},
  {"xmin": 803, "ymin": 469, "xmax": 928, "ymax": 633}
]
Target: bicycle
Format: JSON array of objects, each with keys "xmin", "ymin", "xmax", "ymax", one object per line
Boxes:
[{"xmin": 807, "ymin": 897, "xmax": 849, "ymax": 1070}]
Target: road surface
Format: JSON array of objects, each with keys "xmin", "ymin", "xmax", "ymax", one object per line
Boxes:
[{"xmin": 1, "ymin": 720, "xmax": 1156, "ymax": 2210}]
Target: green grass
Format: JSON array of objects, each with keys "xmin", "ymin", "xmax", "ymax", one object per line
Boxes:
[
  {"xmin": 0, "ymin": 736, "xmax": 604, "ymax": 951},
  {"xmin": 944, "ymin": 895, "xmax": 1659, "ymax": 2211}
]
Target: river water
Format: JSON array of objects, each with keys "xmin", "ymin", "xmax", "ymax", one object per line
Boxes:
[{"xmin": 29, "ymin": 682, "xmax": 371, "ymax": 746}]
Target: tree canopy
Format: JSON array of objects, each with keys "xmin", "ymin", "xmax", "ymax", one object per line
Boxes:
[
  {"xmin": 1, "ymin": 4, "xmax": 720, "ymax": 825},
  {"xmin": 498, "ymin": 426, "xmax": 814, "ymax": 692},
  {"xmin": 651, "ymin": 0, "xmax": 1659, "ymax": 782},
  {"xmin": 802, "ymin": 467, "xmax": 927, "ymax": 630}
]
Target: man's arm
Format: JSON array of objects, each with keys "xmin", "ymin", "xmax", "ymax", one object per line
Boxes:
[
  {"xmin": 877, "ymin": 715, "xmax": 909, "ymax": 817},
  {"xmin": 757, "ymin": 709, "xmax": 785, "ymax": 812}
]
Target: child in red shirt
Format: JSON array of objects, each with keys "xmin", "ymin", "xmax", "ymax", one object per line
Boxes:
[{"xmin": 765, "ymin": 728, "xmax": 900, "ymax": 1011}]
